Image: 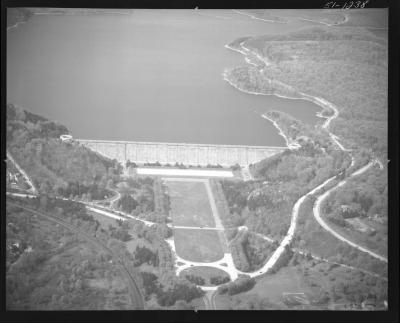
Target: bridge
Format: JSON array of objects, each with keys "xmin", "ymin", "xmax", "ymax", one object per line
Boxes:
[{"xmin": 77, "ymin": 139, "xmax": 287, "ymax": 167}]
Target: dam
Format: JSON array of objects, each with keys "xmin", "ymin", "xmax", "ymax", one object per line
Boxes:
[{"xmin": 77, "ymin": 139, "xmax": 286, "ymax": 167}]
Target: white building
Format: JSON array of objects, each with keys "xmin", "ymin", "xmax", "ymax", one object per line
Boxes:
[{"xmin": 60, "ymin": 134, "xmax": 73, "ymax": 143}]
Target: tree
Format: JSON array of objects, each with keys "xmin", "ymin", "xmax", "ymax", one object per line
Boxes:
[
  {"xmin": 39, "ymin": 195, "xmax": 48, "ymax": 210},
  {"xmin": 118, "ymin": 194, "xmax": 139, "ymax": 213},
  {"xmin": 156, "ymin": 223, "xmax": 172, "ymax": 239}
]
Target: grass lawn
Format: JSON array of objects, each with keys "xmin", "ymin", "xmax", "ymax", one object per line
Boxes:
[
  {"xmin": 174, "ymin": 229, "xmax": 224, "ymax": 262},
  {"xmin": 164, "ymin": 181, "xmax": 215, "ymax": 227},
  {"xmin": 323, "ymin": 216, "xmax": 387, "ymax": 257},
  {"xmin": 180, "ymin": 266, "xmax": 230, "ymax": 286},
  {"xmin": 245, "ymin": 267, "xmax": 313, "ymax": 304},
  {"xmin": 294, "ymin": 198, "xmax": 387, "ymax": 276}
]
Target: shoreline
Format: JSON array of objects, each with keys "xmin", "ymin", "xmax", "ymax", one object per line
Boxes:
[
  {"xmin": 224, "ymin": 69, "xmax": 348, "ymax": 151},
  {"xmin": 232, "ymin": 9, "xmax": 288, "ymax": 24},
  {"xmin": 224, "ymin": 43, "xmax": 248, "ymax": 56},
  {"xmin": 223, "ymin": 38, "xmax": 341, "ymax": 132},
  {"xmin": 296, "ymin": 13, "xmax": 349, "ymax": 27},
  {"xmin": 225, "ymin": 41, "xmax": 272, "ymax": 67},
  {"xmin": 260, "ymin": 114, "xmax": 300, "ymax": 150},
  {"xmin": 7, "ymin": 20, "xmax": 26, "ymax": 31},
  {"xmin": 222, "ymin": 70, "xmax": 300, "ymax": 151},
  {"xmin": 223, "ymin": 34, "xmax": 344, "ymax": 133},
  {"xmin": 222, "ymin": 69, "xmax": 335, "ymax": 125}
]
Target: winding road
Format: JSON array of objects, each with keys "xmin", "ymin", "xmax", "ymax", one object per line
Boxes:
[
  {"xmin": 224, "ymin": 35, "xmax": 387, "ymax": 276},
  {"xmin": 313, "ymin": 161, "xmax": 387, "ymax": 262},
  {"xmin": 7, "ymin": 83, "xmax": 387, "ymax": 309}
]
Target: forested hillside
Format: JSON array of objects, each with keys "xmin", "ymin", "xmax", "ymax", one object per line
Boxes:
[
  {"xmin": 226, "ymin": 25, "xmax": 387, "ymax": 158},
  {"xmin": 220, "ymin": 139, "xmax": 349, "ymax": 241},
  {"xmin": 7, "ymin": 104, "xmax": 121, "ymax": 199},
  {"xmin": 218, "ymin": 19, "xmax": 388, "ymax": 309}
]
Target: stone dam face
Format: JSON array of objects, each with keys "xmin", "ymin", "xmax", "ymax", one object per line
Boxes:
[{"xmin": 77, "ymin": 139, "xmax": 287, "ymax": 167}]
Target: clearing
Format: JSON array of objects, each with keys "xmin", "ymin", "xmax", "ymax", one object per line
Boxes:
[
  {"xmin": 165, "ymin": 180, "xmax": 215, "ymax": 227},
  {"xmin": 173, "ymin": 228, "xmax": 224, "ymax": 262}
]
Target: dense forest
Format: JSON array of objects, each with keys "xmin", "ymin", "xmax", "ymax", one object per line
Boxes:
[
  {"xmin": 228, "ymin": 26, "xmax": 387, "ymax": 158},
  {"xmin": 116, "ymin": 177, "xmax": 172, "ymax": 224},
  {"xmin": 6, "ymin": 197, "xmax": 135, "ymax": 309},
  {"xmin": 7, "ymin": 104, "xmax": 121, "ymax": 199},
  {"xmin": 219, "ymin": 24, "xmax": 388, "ymax": 307},
  {"xmin": 6, "ymin": 195, "xmax": 204, "ymax": 309},
  {"xmin": 120, "ymin": 220, "xmax": 204, "ymax": 308},
  {"xmin": 230, "ymin": 230, "xmax": 276, "ymax": 272},
  {"xmin": 219, "ymin": 138, "xmax": 349, "ymax": 241}
]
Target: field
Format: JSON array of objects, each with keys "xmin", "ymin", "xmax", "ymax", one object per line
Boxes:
[
  {"xmin": 173, "ymin": 229, "xmax": 224, "ymax": 262},
  {"xmin": 214, "ymin": 266, "xmax": 316, "ymax": 310},
  {"xmin": 325, "ymin": 216, "xmax": 387, "ymax": 257},
  {"xmin": 180, "ymin": 266, "xmax": 230, "ymax": 286},
  {"xmin": 165, "ymin": 181, "xmax": 215, "ymax": 227},
  {"xmin": 294, "ymin": 197, "xmax": 387, "ymax": 276},
  {"xmin": 249, "ymin": 267, "xmax": 312, "ymax": 302}
]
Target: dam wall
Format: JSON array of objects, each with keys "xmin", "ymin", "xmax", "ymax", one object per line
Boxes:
[{"xmin": 77, "ymin": 139, "xmax": 287, "ymax": 167}]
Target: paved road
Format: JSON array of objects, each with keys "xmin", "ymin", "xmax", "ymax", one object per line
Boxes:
[
  {"xmin": 7, "ymin": 151, "xmax": 38, "ymax": 194},
  {"xmin": 108, "ymin": 187, "xmax": 121, "ymax": 209},
  {"xmin": 202, "ymin": 290, "xmax": 217, "ymax": 310},
  {"xmin": 7, "ymin": 201, "xmax": 145, "ymax": 309},
  {"xmin": 294, "ymin": 248, "xmax": 387, "ymax": 281},
  {"xmin": 313, "ymin": 161, "xmax": 388, "ymax": 263}
]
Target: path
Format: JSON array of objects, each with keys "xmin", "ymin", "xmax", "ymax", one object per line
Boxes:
[
  {"xmin": 162, "ymin": 177, "xmax": 239, "ymax": 290},
  {"xmin": 7, "ymin": 106, "xmax": 387, "ymax": 294},
  {"xmin": 202, "ymin": 290, "xmax": 217, "ymax": 310},
  {"xmin": 108, "ymin": 187, "xmax": 121, "ymax": 209}
]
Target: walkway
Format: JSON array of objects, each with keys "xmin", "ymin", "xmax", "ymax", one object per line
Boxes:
[{"xmin": 162, "ymin": 177, "xmax": 238, "ymax": 291}]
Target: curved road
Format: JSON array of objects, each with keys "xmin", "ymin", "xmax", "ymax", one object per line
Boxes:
[
  {"xmin": 7, "ymin": 201, "xmax": 145, "ymax": 310},
  {"xmin": 7, "ymin": 151, "xmax": 38, "ymax": 194},
  {"xmin": 313, "ymin": 161, "xmax": 388, "ymax": 262}
]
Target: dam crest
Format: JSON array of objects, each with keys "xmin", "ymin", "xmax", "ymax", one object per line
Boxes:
[{"xmin": 77, "ymin": 139, "xmax": 286, "ymax": 167}]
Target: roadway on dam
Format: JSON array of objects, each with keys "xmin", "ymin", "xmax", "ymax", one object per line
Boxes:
[{"xmin": 77, "ymin": 139, "xmax": 287, "ymax": 167}]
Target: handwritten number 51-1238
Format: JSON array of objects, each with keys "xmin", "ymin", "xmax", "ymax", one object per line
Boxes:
[{"xmin": 324, "ymin": 1, "xmax": 369, "ymax": 9}]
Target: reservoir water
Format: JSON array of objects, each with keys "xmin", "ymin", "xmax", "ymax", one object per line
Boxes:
[{"xmin": 7, "ymin": 9, "xmax": 322, "ymax": 146}]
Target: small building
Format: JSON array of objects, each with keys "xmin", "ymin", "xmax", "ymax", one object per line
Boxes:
[{"xmin": 60, "ymin": 134, "xmax": 73, "ymax": 143}]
